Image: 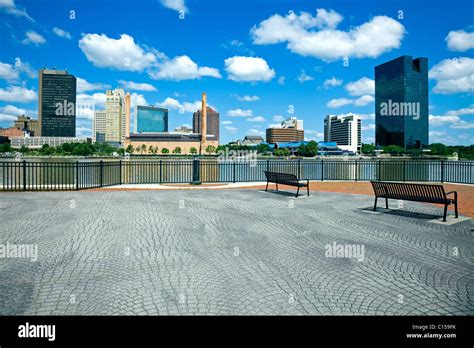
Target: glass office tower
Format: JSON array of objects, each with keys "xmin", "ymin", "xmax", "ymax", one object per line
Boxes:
[
  {"xmin": 375, "ymin": 56, "xmax": 429, "ymax": 149},
  {"xmin": 134, "ymin": 106, "xmax": 168, "ymax": 133},
  {"xmin": 38, "ymin": 69, "xmax": 76, "ymax": 137}
]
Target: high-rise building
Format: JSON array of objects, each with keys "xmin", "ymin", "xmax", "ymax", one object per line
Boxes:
[
  {"xmin": 135, "ymin": 106, "xmax": 168, "ymax": 133},
  {"xmin": 93, "ymin": 110, "xmax": 106, "ymax": 143},
  {"xmin": 266, "ymin": 116, "xmax": 304, "ymax": 144},
  {"xmin": 105, "ymin": 89, "xmax": 126, "ymax": 146},
  {"xmin": 14, "ymin": 115, "xmax": 39, "ymax": 136},
  {"xmin": 193, "ymin": 106, "xmax": 220, "ymax": 143},
  {"xmin": 324, "ymin": 114, "xmax": 361, "ymax": 153},
  {"xmin": 38, "ymin": 69, "xmax": 76, "ymax": 137},
  {"xmin": 375, "ymin": 55, "xmax": 429, "ymax": 149}
]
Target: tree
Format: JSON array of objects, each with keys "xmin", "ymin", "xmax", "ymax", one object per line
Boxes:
[
  {"xmin": 161, "ymin": 148, "xmax": 169, "ymax": 154},
  {"xmin": 190, "ymin": 147, "xmax": 197, "ymax": 155},
  {"xmin": 361, "ymin": 143, "xmax": 375, "ymax": 155},
  {"xmin": 297, "ymin": 143, "xmax": 306, "ymax": 156},
  {"xmin": 0, "ymin": 142, "xmax": 12, "ymax": 153},
  {"xmin": 205, "ymin": 145, "xmax": 216, "ymax": 154},
  {"xmin": 429, "ymin": 143, "xmax": 448, "ymax": 156},
  {"xmin": 172, "ymin": 146, "xmax": 181, "ymax": 154},
  {"xmin": 383, "ymin": 145, "xmax": 404, "ymax": 155},
  {"xmin": 135, "ymin": 146, "xmax": 141, "ymax": 154},
  {"xmin": 140, "ymin": 144, "xmax": 146, "ymax": 154},
  {"xmin": 256, "ymin": 143, "xmax": 270, "ymax": 154},
  {"xmin": 126, "ymin": 145, "xmax": 134, "ymax": 154},
  {"xmin": 19, "ymin": 145, "xmax": 30, "ymax": 154},
  {"xmin": 148, "ymin": 145, "xmax": 155, "ymax": 154},
  {"xmin": 305, "ymin": 141, "xmax": 318, "ymax": 157}
]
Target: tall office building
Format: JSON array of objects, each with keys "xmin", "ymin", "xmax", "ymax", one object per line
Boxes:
[
  {"xmin": 375, "ymin": 55, "xmax": 429, "ymax": 149},
  {"xmin": 193, "ymin": 106, "xmax": 219, "ymax": 143},
  {"xmin": 93, "ymin": 110, "xmax": 106, "ymax": 143},
  {"xmin": 266, "ymin": 116, "xmax": 304, "ymax": 144},
  {"xmin": 134, "ymin": 106, "xmax": 168, "ymax": 133},
  {"xmin": 324, "ymin": 114, "xmax": 361, "ymax": 153},
  {"xmin": 38, "ymin": 69, "xmax": 76, "ymax": 137},
  {"xmin": 105, "ymin": 89, "xmax": 126, "ymax": 146}
]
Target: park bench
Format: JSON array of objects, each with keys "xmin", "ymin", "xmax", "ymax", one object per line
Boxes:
[
  {"xmin": 264, "ymin": 171, "xmax": 309, "ymax": 198},
  {"xmin": 370, "ymin": 181, "xmax": 458, "ymax": 222}
]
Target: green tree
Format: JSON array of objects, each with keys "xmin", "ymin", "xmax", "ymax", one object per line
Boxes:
[
  {"xmin": 172, "ymin": 146, "xmax": 182, "ymax": 154},
  {"xmin": 161, "ymin": 148, "xmax": 169, "ymax": 154},
  {"xmin": 429, "ymin": 143, "xmax": 448, "ymax": 156},
  {"xmin": 361, "ymin": 143, "xmax": 376, "ymax": 155},
  {"xmin": 19, "ymin": 145, "xmax": 30, "ymax": 154},
  {"xmin": 383, "ymin": 145, "xmax": 404, "ymax": 155},
  {"xmin": 140, "ymin": 144, "xmax": 146, "ymax": 154},
  {"xmin": 205, "ymin": 145, "xmax": 216, "ymax": 154},
  {"xmin": 256, "ymin": 143, "xmax": 270, "ymax": 154},
  {"xmin": 305, "ymin": 141, "xmax": 318, "ymax": 157},
  {"xmin": 148, "ymin": 145, "xmax": 155, "ymax": 154},
  {"xmin": 190, "ymin": 147, "xmax": 197, "ymax": 155},
  {"xmin": 126, "ymin": 145, "xmax": 134, "ymax": 154},
  {"xmin": 0, "ymin": 142, "xmax": 12, "ymax": 153}
]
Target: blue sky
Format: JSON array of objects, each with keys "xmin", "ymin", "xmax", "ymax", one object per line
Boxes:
[{"xmin": 0, "ymin": 0, "xmax": 473, "ymax": 145}]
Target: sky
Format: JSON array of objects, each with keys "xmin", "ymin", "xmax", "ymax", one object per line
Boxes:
[{"xmin": 0, "ymin": 0, "xmax": 473, "ymax": 145}]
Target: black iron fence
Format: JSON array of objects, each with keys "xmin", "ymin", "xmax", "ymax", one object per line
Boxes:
[{"xmin": 0, "ymin": 159, "xmax": 472, "ymax": 191}]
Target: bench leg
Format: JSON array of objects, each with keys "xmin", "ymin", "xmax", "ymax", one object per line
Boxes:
[
  {"xmin": 276, "ymin": 183, "xmax": 278, "ymax": 191},
  {"xmin": 373, "ymin": 197, "xmax": 378, "ymax": 211},
  {"xmin": 265, "ymin": 181, "xmax": 268, "ymax": 191},
  {"xmin": 296, "ymin": 186, "xmax": 300, "ymax": 198},
  {"xmin": 385, "ymin": 197, "xmax": 389, "ymax": 209},
  {"xmin": 307, "ymin": 185, "xmax": 309, "ymax": 196},
  {"xmin": 455, "ymin": 201, "xmax": 458, "ymax": 218},
  {"xmin": 443, "ymin": 204, "xmax": 448, "ymax": 222}
]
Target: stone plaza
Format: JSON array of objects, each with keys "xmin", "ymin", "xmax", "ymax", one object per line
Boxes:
[{"xmin": 0, "ymin": 189, "xmax": 472, "ymax": 315}]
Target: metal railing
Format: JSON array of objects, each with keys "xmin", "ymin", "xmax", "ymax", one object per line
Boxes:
[{"xmin": 0, "ymin": 159, "xmax": 472, "ymax": 191}]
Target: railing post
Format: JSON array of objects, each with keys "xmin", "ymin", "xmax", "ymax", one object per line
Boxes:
[
  {"xmin": 119, "ymin": 160, "xmax": 122, "ymax": 185},
  {"xmin": 297, "ymin": 159, "xmax": 301, "ymax": 180},
  {"xmin": 75, "ymin": 161, "xmax": 79, "ymax": 190},
  {"xmin": 441, "ymin": 160, "xmax": 444, "ymax": 183},
  {"xmin": 233, "ymin": 161, "xmax": 236, "ymax": 183},
  {"xmin": 159, "ymin": 160, "xmax": 162, "ymax": 184},
  {"xmin": 192, "ymin": 157, "xmax": 200, "ymax": 184},
  {"xmin": 22, "ymin": 160, "xmax": 26, "ymax": 191},
  {"xmin": 321, "ymin": 160, "xmax": 324, "ymax": 181},
  {"xmin": 355, "ymin": 160, "xmax": 358, "ymax": 182},
  {"xmin": 100, "ymin": 160, "xmax": 103, "ymax": 187},
  {"xmin": 378, "ymin": 160, "xmax": 381, "ymax": 181},
  {"xmin": 403, "ymin": 160, "xmax": 406, "ymax": 182}
]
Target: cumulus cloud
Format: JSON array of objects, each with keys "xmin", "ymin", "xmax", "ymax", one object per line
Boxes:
[
  {"xmin": 429, "ymin": 113, "xmax": 474, "ymax": 129},
  {"xmin": 227, "ymin": 108, "xmax": 253, "ymax": 117},
  {"xmin": 0, "ymin": 86, "xmax": 37, "ymax": 102},
  {"xmin": 22, "ymin": 30, "xmax": 46, "ymax": 46},
  {"xmin": 160, "ymin": 0, "xmax": 187, "ymax": 13},
  {"xmin": 225, "ymin": 126, "xmax": 238, "ymax": 133},
  {"xmin": 0, "ymin": 104, "xmax": 36, "ymax": 117},
  {"xmin": 0, "ymin": 61, "xmax": 19, "ymax": 81},
  {"xmin": 297, "ymin": 69, "xmax": 314, "ymax": 83},
  {"xmin": 273, "ymin": 115, "xmax": 285, "ymax": 122},
  {"xmin": 77, "ymin": 77, "xmax": 110, "ymax": 93},
  {"xmin": 278, "ymin": 76, "xmax": 285, "ymax": 85},
  {"xmin": 446, "ymin": 104, "xmax": 474, "ymax": 116},
  {"xmin": 53, "ymin": 27, "xmax": 71, "ymax": 39},
  {"xmin": 224, "ymin": 56, "xmax": 275, "ymax": 82},
  {"xmin": 345, "ymin": 77, "xmax": 375, "ymax": 96},
  {"xmin": 354, "ymin": 95, "xmax": 374, "ymax": 106},
  {"xmin": 118, "ymin": 80, "xmax": 157, "ymax": 91},
  {"xmin": 79, "ymin": 33, "xmax": 157, "ymax": 72},
  {"xmin": 234, "ymin": 94, "xmax": 259, "ymax": 101},
  {"xmin": 221, "ymin": 120, "xmax": 233, "ymax": 125},
  {"xmin": 323, "ymin": 76, "xmax": 343, "ymax": 88},
  {"xmin": 247, "ymin": 116, "xmax": 266, "ymax": 122},
  {"xmin": 248, "ymin": 128, "xmax": 264, "ymax": 136},
  {"xmin": 149, "ymin": 55, "xmax": 221, "ymax": 81},
  {"xmin": 251, "ymin": 9, "xmax": 405, "ymax": 61},
  {"xmin": 327, "ymin": 98, "xmax": 353, "ymax": 108},
  {"xmin": 446, "ymin": 30, "xmax": 474, "ymax": 52},
  {"xmin": 156, "ymin": 97, "xmax": 206, "ymax": 113},
  {"xmin": 0, "ymin": 0, "xmax": 33, "ymax": 20},
  {"xmin": 429, "ymin": 57, "xmax": 474, "ymax": 94}
]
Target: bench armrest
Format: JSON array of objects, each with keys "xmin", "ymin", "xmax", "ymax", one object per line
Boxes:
[{"xmin": 446, "ymin": 190, "xmax": 457, "ymax": 197}]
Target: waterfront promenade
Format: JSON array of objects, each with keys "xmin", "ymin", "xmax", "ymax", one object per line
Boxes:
[{"xmin": 0, "ymin": 189, "xmax": 472, "ymax": 315}]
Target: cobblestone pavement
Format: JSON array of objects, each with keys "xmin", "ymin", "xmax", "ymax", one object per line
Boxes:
[{"xmin": 0, "ymin": 189, "xmax": 473, "ymax": 315}]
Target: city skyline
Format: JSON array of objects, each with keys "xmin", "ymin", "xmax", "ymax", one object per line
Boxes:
[{"xmin": 0, "ymin": 0, "xmax": 473, "ymax": 145}]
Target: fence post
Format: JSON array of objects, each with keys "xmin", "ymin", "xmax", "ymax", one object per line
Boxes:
[
  {"xmin": 266, "ymin": 159, "xmax": 269, "ymax": 173},
  {"xmin": 321, "ymin": 160, "xmax": 324, "ymax": 181},
  {"xmin": 22, "ymin": 160, "xmax": 26, "ymax": 191},
  {"xmin": 378, "ymin": 160, "xmax": 381, "ymax": 181},
  {"xmin": 75, "ymin": 161, "xmax": 79, "ymax": 190},
  {"xmin": 355, "ymin": 160, "xmax": 358, "ymax": 182},
  {"xmin": 441, "ymin": 160, "xmax": 444, "ymax": 183},
  {"xmin": 297, "ymin": 159, "xmax": 301, "ymax": 180},
  {"xmin": 403, "ymin": 160, "xmax": 406, "ymax": 182},
  {"xmin": 100, "ymin": 160, "xmax": 103, "ymax": 187},
  {"xmin": 119, "ymin": 160, "xmax": 122, "ymax": 185},
  {"xmin": 192, "ymin": 157, "xmax": 200, "ymax": 184},
  {"xmin": 160, "ymin": 160, "xmax": 162, "ymax": 183},
  {"xmin": 233, "ymin": 161, "xmax": 236, "ymax": 183}
]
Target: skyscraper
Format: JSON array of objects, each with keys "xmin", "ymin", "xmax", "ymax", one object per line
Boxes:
[
  {"xmin": 38, "ymin": 69, "xmax": 76, "ymax": 137},
  {"xmin": 134, "ymin": 106, "xmax": 168, "ymax": 133},
  {"xmin": 324, "ymin": 114, "xmax": 361, "ymax": 153},
  {"xmin": 105, "ymin": 89, "xmax": 126, "ymax": 146},
  {"xmin": 193, "ymin": 106, "xmax": 219, "ymax": 143},
  {"xmin": 93, "ymin": 110, "xmax": 106, "ymax": 143},
  {"xmin": 375, "ymin": 55, "xmax": 429, "ymax": 149}
]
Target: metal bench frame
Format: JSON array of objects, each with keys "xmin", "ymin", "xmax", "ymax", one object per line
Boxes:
[
  {"xmin": 370, "ymin": 181, "xmax": 458, "ymax": 222},
  {"xmin": 264, "ymin": 171, "xmax": 310, "ymax": 198}
]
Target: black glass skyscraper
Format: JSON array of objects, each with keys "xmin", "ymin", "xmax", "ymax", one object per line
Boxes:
[
  {"xmin": 375, "ymin": 56, "xmax": 428, "ymax": 149},
  {"xmin": 38, "ymin": 69, "xmax": 76, "ymax": 137}
]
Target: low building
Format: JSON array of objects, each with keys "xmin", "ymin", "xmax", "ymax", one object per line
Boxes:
[
  {"xmin": 14, "ymin": 115, "xmax": 39, "ymax": 136},
  {"xmin": 0, "ymin": 127, "xmax": 24, "ymax": 139},
  {"xmin": 239, "ymin": 135, "xmax": 264, "ymax": 146},
  {"xmin": 174, "ymin": 125, "xmax": 193, "ymax": 133},
  {"xmin": 124, "ymin": 133, "xmax": 218, "ymax": 154},
  {"xmin": 266, "ymin": 116, "xmax": 304, "ymax": 144},
  {"xmin": 10, "ymin": 136, "xmax": 90, "ymax": 149},
  {"xmin": 317, "ymin": 142, "xmax": 344, "ymax": 156}
]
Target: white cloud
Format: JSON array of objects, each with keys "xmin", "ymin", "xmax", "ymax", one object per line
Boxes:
[
  {"xmin": 76, "ymin": 92, "xmax": 106, "ymax": 120},
  {"xmin": 77, "ymin": 77, "xmax": 110, "ymax": 93},
  {"xmin": 446, "ymin": 104, "xmax": 474, "ymax": 116},
  {"xmin": 221, "ymin": 40, "xmax": 254, "ymax": 56},
  {"xmin": 225, "ymin": 126, "xmax": 238, "ymax": 133},
  {"xmin": 297, "ymin": 69, "xmax": 314, "ymax": 83},
  {"xmin": 224, "ymin": 56, "xmax": 275, "ymax": 82},
  {"xmin": 304, "ymin": 129, "xmax": 324, "ymax": 141},
  {"xmin": 273, "ymin": 115, "xmax": 285, "ymax": 122},
  {"xmin": 0, "ymin": 62, "xmax": 19, "ymax": 81},
  {"xmin": 22, "ymin": 30, "xmax": 46, "ymax": 46},
  {"xmin": 327, "ymin": 98, "xmax": 353, "ymax": 108},
  {"xmin": 0, "ymin": 0, "xmax": 33, "ymax": 20},
  {"xmin": 160, "ymin": 0, "xmax": 187, "ymax": 13},
  {"xmin": 149, "ymin": 55, "xmax": 221, "ymax": 81},
  {"xmin": 345, "ymin": 77, "xmax": 375, "ymax": 96},
  {"xmin": 446, "ymin": 30, "xmax": 474, "ymax": 52},
  {"xmin": 248, "ymin": 128, "xmax": 264, "ymax": 136},
  {"xmin": 251, "ymin": 9, "xmax": 405, "ymax": 61},
  {"xmin": 227, "ymin": 108, "xmax": 253, "ymax": 117},
  {"xmin": 156, "ymin": 97, "xmax": 204, "ymax": 113},
  {"xmin": 354, "ymin": 95, "xmax": 374, "ymax": 106},
  {"xmin": 247, "ymin": 116, "xmax": 266, "ymax": 122},
  {"xmin": 429, "ymin": 57, "xmax": 474, "ymax": 94},
  {"xmin": 323, "ymin": 76, "xmax": 343, "ymax": 88},
  {"xmin": 221, "ymin": 120, "xmax": 233, "ymax": 125},
  {"xmin": 0, "ymin": 104, "xmax": 36, "ymax": 117},
  {"xmin": 429, "ymin": 114, "xmax": 474, "ymax": 129},
  {"xmin": 235, "ymin": 94, "xmax": 259, "ymax": 101},
  {"xmin": 53, "ymin": 27, "xmax": 71, "ymax": 39},
  {"xmin": 0, "ymin": 86, "xmax": 37, "ymax": 102},
  {"xmin": 118, "ymin": 80, "xmax": 157, "ymax": 91},
  {"xmin": 79, "ymin": 33, "xmax": 157, "ymax": 72},
  {"xmin": 362, "ymin": 124, "xmax": 375, "ymax": 131},
  {"xmin": 278, "ymin": 76, "xmax": 285, "ymax": 85}
]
